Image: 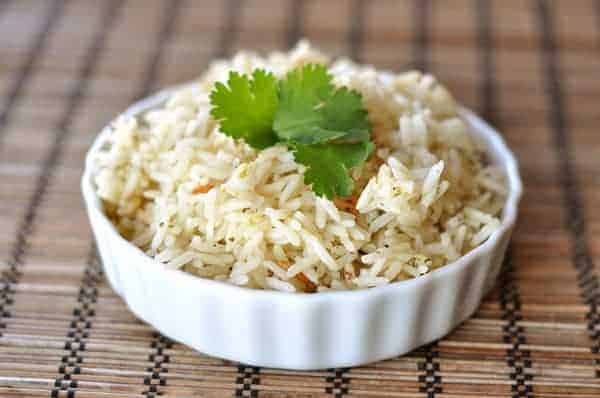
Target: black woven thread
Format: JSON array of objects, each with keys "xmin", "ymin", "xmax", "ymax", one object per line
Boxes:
[
  {"xmin": 51, "ymin": 246, "xmax": 104, "ymax": 398},
  {"xmin": 142, "ymin": 332, "xmax": 173, "ymax": 398},
  {"xmin": 137, "ymin": 1, "xmax": 184, "ymax": 397},
  {"xmin": 0, "ymin": 0, "xmax": 64, "ymax": 149},
  {"xmin": 286, "ymin": 0, "xmax": 304, "ymax": 48},
  {"xmin": 498, "ymin": 252, "xmax": 534, "ymax": 397},
  {"xmin": 536, "ymin": 0, "xmax": 600, "ymax": 377},
  {"xmin": 416, "ymin": 343, "xmax": 441, "ymax": 398},
  {"xmin": 475, "ymin": 1, "xmax": 533, "ymax": 396},
  {"xmin": 325, "ymin": 368, "xmax": 350, "ymax": 398},
  {"xmin": 413, "ymin": 0, "xmax": 430, "ymax": 71},
  {"xmin": 234, "ymin": 365, "xmax": 261, "ymax": 398}
]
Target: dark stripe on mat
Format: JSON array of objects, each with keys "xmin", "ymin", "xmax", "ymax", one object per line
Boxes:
[
  {"xmin": 596, "ymin": 0, "xmax": 600, "ymax": 45},
  {"xmin": 497, "ymin": 252, "xmax": 533, "ymax": 397},
  {"xmin": 286, "ymin": 0, "xmax": 304, "ymax": 48},
  {"xmin": 47, "ymin": 3, "xmax": 125, "ymax": 396},
  {"xmin": 0, "ymin": 1, "xmax": 10, "ymax": 17},
  {"xmin": 0, "ymin": 0, "xmax": 64, "ymax": 149},
  {"xmin": 412, "ymin": 1, "xmax": 441, "ymax": 396},
  {"xmin": 215, "ymin": 0, "xmax": 242, "ymax": 60},
  {"xmin": 536, "ymin": 0, "xmax": 600, "ymax": 378},
  {"xmin": 135, "ymin": 1, "xmax": 184, "ymax": 397},
  {"xmin": 594, "ymin": 0, "xmax": 600, "ymax": 46},
  {"xmin": 413, "ymin": 0, "xmax": 430, "ymax": 71},
  {"xmin": 475, "ymin": 0, "xmax": 496, "ymax": 124},
  {"xmin": 135, "ymin": 0, "xmax": 183, "ymax": 101},
  {"xmin": 348, "ymin": 0, "xmax": 365, "ymax": 62},
  {"xmin": 475, "ymin": 1, "xmax": 534, "ymax": 396},
  {"xmin": 0, "ymin": 0, "xmax": 110, "ymax": 341}
]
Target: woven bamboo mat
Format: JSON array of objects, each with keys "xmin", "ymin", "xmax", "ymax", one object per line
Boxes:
[{"xmin": 0, "ymin": 0, "xmax": 598, "ymax": 396}]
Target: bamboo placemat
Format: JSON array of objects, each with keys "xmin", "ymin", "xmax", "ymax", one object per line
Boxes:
[{"xmin": 0, "ymin": 0, "xmax": 598, "ymax": 396}]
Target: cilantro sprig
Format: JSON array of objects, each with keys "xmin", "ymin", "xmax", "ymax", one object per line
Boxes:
[{"xmin": 209, "ymin": 64, "xmax": 374, "ymax": 199}]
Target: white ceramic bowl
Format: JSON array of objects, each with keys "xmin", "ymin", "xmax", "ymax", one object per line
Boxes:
[{"xmin": 82, "ymin": 86, "xmax": 522, "ymax": 370}]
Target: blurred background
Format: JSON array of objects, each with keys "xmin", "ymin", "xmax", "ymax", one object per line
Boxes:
[{"xmin": 0, "ymin": 0, "xmax": 598, "ymax": 397}]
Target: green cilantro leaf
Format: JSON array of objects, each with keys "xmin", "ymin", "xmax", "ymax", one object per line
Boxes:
[
  {"xmin": 208, "ymin": 64, "xmax": 375, "ymax": 199},
  {"xmin": 210, "ymin": 69, "xmax": 279, "ymax": 149},
  {"xmin": 274, "ymin": 64, "xmax": 371, "ymax": 144},
  {"xmin": 292, "ymin": 141, "xmax": 375, "ymax": 199},
  {"xmin": 320, "ymin": 86, "xmax": 371, "ymax": 142}
]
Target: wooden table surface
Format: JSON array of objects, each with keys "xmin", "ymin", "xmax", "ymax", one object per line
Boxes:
[{"xmin": 0, "ymin": 0, "xmax": 599, "ymax": 396}]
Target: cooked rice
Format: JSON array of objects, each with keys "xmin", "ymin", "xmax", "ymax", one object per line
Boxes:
[{"xmin": 94, "ymin": 40, "xmax": 507, "ymax": 293}]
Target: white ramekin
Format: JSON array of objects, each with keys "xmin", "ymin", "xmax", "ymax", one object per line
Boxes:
[{"xmin": 82, "ymin": 86, "xmax": 522, "ymax": 370}]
